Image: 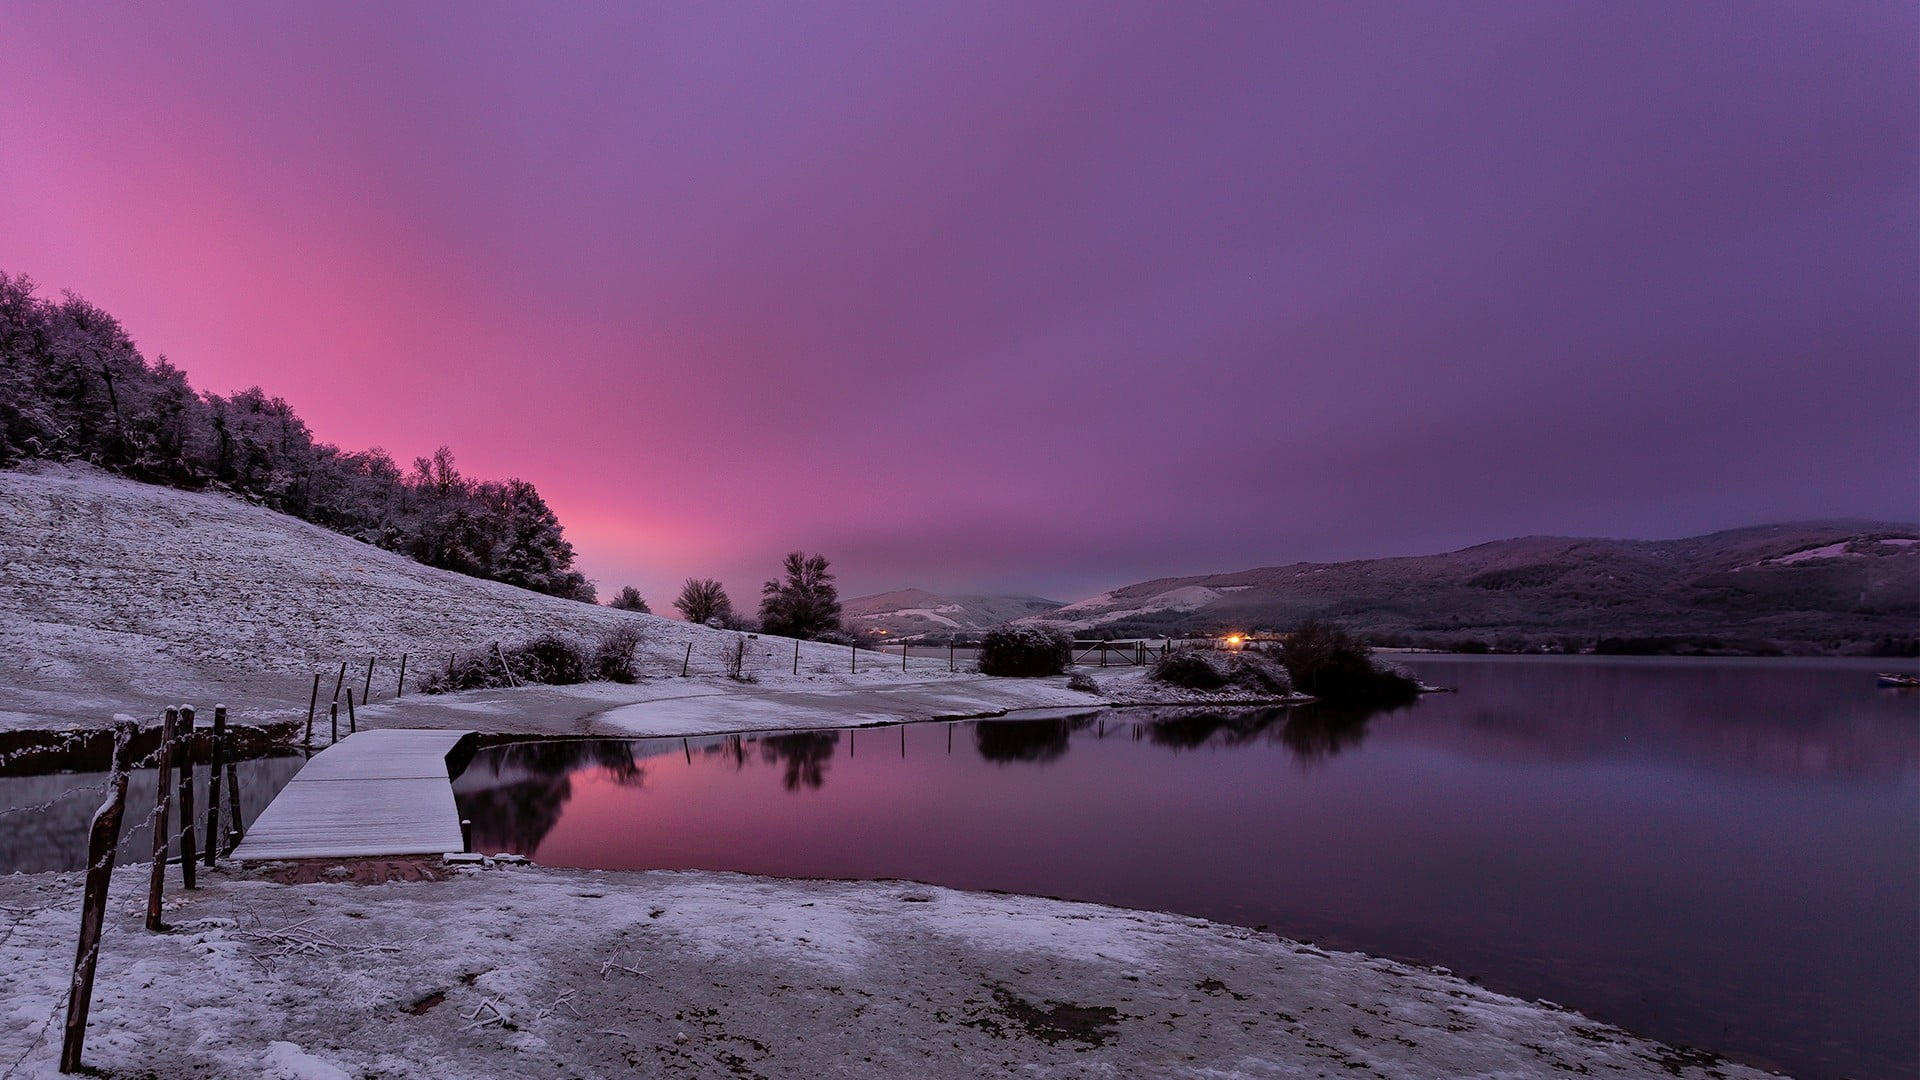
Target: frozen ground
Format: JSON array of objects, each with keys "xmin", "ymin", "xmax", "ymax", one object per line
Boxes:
[
  {"xmin": 0, "ymin": 464, "xmax": 1289, "ymax": 736},
  {"xmin": 0, "ymin": 863, "xmax": 1776, "ymax": 1079}
]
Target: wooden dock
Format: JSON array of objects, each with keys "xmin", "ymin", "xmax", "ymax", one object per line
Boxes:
[{"xmin": 232, "ymin": 729, "xmax": 474, "ymax": 861}]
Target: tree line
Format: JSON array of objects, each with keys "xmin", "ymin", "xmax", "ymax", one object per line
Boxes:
[{"xmin": 0, "ymin": 273, "xmax": 593, "ymax": 600}]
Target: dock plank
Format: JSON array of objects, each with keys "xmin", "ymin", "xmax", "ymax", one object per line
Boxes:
[{"xmin": 233, "ymin": 729, "xmax": 472, "ymax": 861}]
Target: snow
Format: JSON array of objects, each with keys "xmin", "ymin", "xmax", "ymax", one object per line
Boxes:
[
  {"xmin": 0, "ymin": 864, "xmax": 1781, "ymax": 1079},
  {"xmin": 1029, "ymin": 585, "xmax": 1227, "ymax": 631}
]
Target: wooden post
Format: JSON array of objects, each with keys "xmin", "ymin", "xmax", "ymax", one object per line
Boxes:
[
  {"xmin": 902, "ymin": 643, "xmax": 908, "ymax": 671},
  {"xmin": 900, "ymin": 725, "xmax": 906, "ymax": 757},
  {"xmin": 949, "ymin": 643, "xmax": 954, "ymax": 672},
  {"xmin": 223, "ymin": 754, "xmax": 243, "ymax": 855},
  {"xmin": 176, "ymin": 707, "xmax": 197, "ymax": 889},
  {"xmin": 850, "ymin": 645, "xmax": 857, "ymax": 674},
  {"xmin": 793, "ymin": 639, "xmax": 800, "ymax": 676},
  {"xmin": 145, "ymin": 708, "xmax": 177, "ymax": 931},
  {"xmin": 681, "ymin": 642, "xmax": 692, "ymax": 677},
  {"xmin": 304, "ymin": 673, "xmax": 320, "ymax": 748},
  {"xmin": 60, "ymin": 719, "xmax": 137, "ymax": 1073},
  {"xmin": 396, "ymin": 653, "xmax": 408, "ymax": 697},
  {"xmin": 329, "ymin": 701, "xmax": 338, "ymax": 744},
  {"xmin": 363, "ymin": 656, "xmax": 374, "ymax": 703},
  {"xmin": 683, "ymin": 738, "xmax": 691, "ymax": 764},
  {"xmin": 204, "ymin": 705, "xmax": 226, "ymax": 869},
  {"xmin": 345, "ymin": 687, "xmax": 357, "ymax": 734},
  {"xmin": 331, "ymin": 661, "xmax": 347, "ymax": 704}
]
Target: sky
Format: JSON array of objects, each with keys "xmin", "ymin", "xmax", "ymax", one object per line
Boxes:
[{"xmin": 1, "ymin": 1, "xmax": 1914, "ymax": 607}]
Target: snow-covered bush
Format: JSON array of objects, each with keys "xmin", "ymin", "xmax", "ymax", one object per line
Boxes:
[
  {"xmin": 1267, "ymin": 619, "xmax": 1419, "ymax": 704},
  {"xmin": 977, "ymin": 625, "xmax": 1073, "ymax": 677},
  {"xmin": 1150, "ymin": 650, "xmax": 1228, "ymax": 689},
  {"xmin": 1066, "ymin": 671, "xmax": 1099, "ymax": 693},
  {"xmin": 592, "ymin": 624, "xmax": 644, "ymax": 683},
  {"xmin": 1228, "ymin": 651, "xmax": 1294, "ymax": 695}
]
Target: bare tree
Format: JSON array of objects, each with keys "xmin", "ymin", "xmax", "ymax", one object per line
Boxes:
[{"xmin": 674, "ymin": 578, "xmax": 733, "ymax": 624}]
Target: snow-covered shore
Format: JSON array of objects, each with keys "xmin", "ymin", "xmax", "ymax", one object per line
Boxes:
[{"xmin": 0, "ymin": 863, "xmax": 1776, "ymax": 1079}]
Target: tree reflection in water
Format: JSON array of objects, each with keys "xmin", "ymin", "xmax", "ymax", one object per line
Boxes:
[
  {"xmin": 758, "ymin": 731, "xmax": 840, "ymax": 791},
  {"xmin": 453, "ymin": 740, "xmax": 647, "ymax": 854},
  {"xmin": 1137, "ymin": 704, "xmax": 1408, "ymax": 764},
  {"xmin": 973, "ymin": 715, "xmax": 1093, "ymax": 764}
]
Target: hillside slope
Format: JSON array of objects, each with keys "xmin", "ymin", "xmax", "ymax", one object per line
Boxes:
[
  {"xmin": 1025, "ymin": 523, "xmax": 1919, "ymax": 652},
  {"xmin": 0, "ymin": 464, "xmax": 868, "ymax": 729},
  {"xmin": 842, "ymin": 588, "xmax": 1063, "ymax": 640}
]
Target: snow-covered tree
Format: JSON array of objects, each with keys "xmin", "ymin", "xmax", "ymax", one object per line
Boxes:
[
  {"xmin": 673, "ymin": 578, "xmax": 733, "ymax": 624},
  {"xmin": 759, "ymin": 552, "xmax": 841, "ymax": 640},
  {"xmin": 609, "ymin": 586, "xmax": 650, "ymax": 612}
]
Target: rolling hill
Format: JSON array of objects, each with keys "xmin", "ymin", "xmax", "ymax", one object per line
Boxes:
[
  {"xmin": 842, "ymin": 588, "xmax": 1063, "ymax": 640},
  {"xmin": 1023, "ymin": 522, "xmax": 1919, "ymax": 653}
]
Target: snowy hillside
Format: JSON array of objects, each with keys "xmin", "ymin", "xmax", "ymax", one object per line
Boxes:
[
  {"xmin": 0, "ymin": 464, "xmax": 875, "ymax": 729},
  {"xmin": 842, "ymin": 588, "xmax": 1062, "ymax": 639},
  {"xmin": 1022, "ymin": 523, "xmax": 1920, "ymax": 651}
]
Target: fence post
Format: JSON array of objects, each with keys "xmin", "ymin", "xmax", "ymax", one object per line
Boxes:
[
  {"xmin": 176, "ymin": 707, "xmax": 197, "ymax": 889},
  {"xmin": 681, "ymin": 642, "xmax": 692, "ymax": 677},
  {"xmin": 331, "ymin": 661, "xmax": 347, "ymax": 705},
  {"xmin": 362, "ymin": 657, "xmax": 374, "ymax": 703},
  {"xmin": 850, "ymin": 645, "xmax": 856, "ymax": 674},
  {"xmin": 793, "ymin": 639, "xmax": 799, "ymax": 676},
  {"xmin": 345, "ymin": 688, "xmax": 357, "ymax": 734},
  {"xmin": 145, "ymin": 708, "xmax": 177, "ymax": 931},
  {"xmin": 949, "ymin": 643, "xmax": 954, "ymax": 672},
  {"xmin": 223, "ymin": 751, "xmax": 243, "ymax": 856},
  {"xmin": 204, "ymin": 705, "xmax": 225, "ymax": 868},
  {"xmin": 60, "ymin": 719, "xmax": 137, "ymax": 1073},
  {"xmin": 396, "ymin": 653, "xmax": 408, "ymax": 698},
  {"xmin": 329, "ymin": 701, "xmax": 339, "ymax": 744},
  {"xmin": 304, "ymin": 673, "xmax": 319, "ymax": 749}
]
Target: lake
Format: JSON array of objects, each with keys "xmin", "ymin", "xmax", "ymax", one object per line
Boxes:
[{"xmin": 451, "ymin": 656, "xmax": 1918, "ymax": 1080}]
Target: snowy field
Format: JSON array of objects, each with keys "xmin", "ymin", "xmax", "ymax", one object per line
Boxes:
[
  {"xmin": 0, "ymin": 863, "xmax": 1776, "ymax": 1079},
  {"xmin": 0, "ymin": 463, "xmax": 1294, "ymax": 739}
]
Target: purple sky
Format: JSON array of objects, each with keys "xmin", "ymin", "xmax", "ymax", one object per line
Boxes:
[{"xmin": 2, "ymin": 2, "xmax": 1914, "ymax": 606}]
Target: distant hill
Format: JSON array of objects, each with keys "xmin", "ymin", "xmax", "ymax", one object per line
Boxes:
[
  {"xmin": 843, "ymin": 589, "xmax": 1063, "ymax": 641},
  {"xmin": 1021, "ymin": 522, "xmax": 1919, "ymax": 654}
]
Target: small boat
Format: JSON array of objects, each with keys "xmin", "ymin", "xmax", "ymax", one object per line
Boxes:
[{"xmin": 1876, "ymin": 673, "xmax": 1920, "ymax": 688}]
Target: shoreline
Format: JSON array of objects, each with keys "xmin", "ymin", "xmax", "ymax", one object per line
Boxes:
[{"xmin": 0, "ymin": 860, "xmax": 1781, "ymax": 1079}]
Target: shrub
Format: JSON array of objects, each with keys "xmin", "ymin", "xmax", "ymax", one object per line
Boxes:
[
  {"xmin": 1066, "ymin": 671, "xmax": 1099, "ymax": 693},
  {"xmin": 1227, "ymin": 651, "xmax": 1294, "ymax": 696},
  {"xmin": 724, "ymin": 633, "xmax": 756, "ymax": 682},
  {"xmin": 977, "ymin": 625, "xmax": 1073, "ymax": 677},
  {"xmin": 592, "ymin": 623, "xmax": 644, "ymax": 683},
  {"xmin": 511, "ymin": 634, "xmax": 590, "ymax": 685},
  {"xmin": 1150, "ymin": 650, "xmax": 1229, "ymax": 689},
  {"xmin": 1268, "ymin": 619, "xmax": 1419, "ymax": 705}
]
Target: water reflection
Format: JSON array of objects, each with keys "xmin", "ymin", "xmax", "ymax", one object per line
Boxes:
[
  {"xmin": 758, "ymin": 731, "xmax": 839, "ymax": 791},
  {"xmin": 454, "ymin": 740, "xmax": 647, "ymax": 853},
  {"xmin": 974, "ymin": 715, "xmax": 1088, "ymax": 764}
]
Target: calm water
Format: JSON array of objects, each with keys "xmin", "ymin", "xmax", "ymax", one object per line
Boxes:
[
  {"xmin": 451, "ymin": 656, "xmax": 1918, "ymax": 1080},
  {"xmin": 0, "ymin": 754, "xmax": 305, "ymax": 874}
]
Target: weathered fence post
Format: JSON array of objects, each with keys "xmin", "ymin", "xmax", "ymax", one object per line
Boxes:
[
  {"xmin": 681, "ymin": 642, "xmax": 692, "ymax": 677},
  {"xmin": 223, "ymin": 750, "xmax": 243, "ymax": 855},
  {"xmin": 329, "ymin": 700, "xmax": 339, "ymax": 744},
  {"xmin": 331, "ymin": 661, "xmax": 347, "ymax": 705},
  {"xmin": 60, "ymin": 718, "xmax": 137, "ymax": 1073},
  {"xmin": 396, "ymin": 653, "xmax": 408, "ymax": 698},
  {"xmin": 902, "ymin": 643, "xmax": 908, "ymax": 671},
  {"xmin": 345, "ymin": 687, "xmax": 357, "ymax": 734},
  {"xmin": 362, "ymin": 657, "xmax": 374, "ymax": 704},
  {"xmin": 949, "ymin": 643, "xmax": 954, "ymax": 672},
  {"xmin": 204, "ymin": 705, "xmax": 226, "ymax": 869},
  {"xmin": 850, "ymin": 645, "xmax": 857, "ymax": 674},
  {"xmin": 145, "ymin": 708, "xmax": 177, "ymax": 931},
  {"xmin": 304, "ymin": 673, "xmax": 320, "ymax": 748},
  {"xmin": 793, "ymin": 639, "xmax": 800, "ymax": 676},
  {"xmin": 176, "ymin": 706, "xmax": 197, "ymax": 889}
]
